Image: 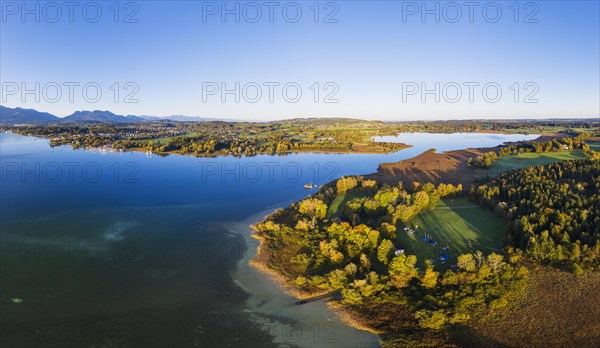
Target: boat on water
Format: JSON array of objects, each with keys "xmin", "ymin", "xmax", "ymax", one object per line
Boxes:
[{"xmin": 304, "ymin": 182, "xmax": 318, "ymax": 189}]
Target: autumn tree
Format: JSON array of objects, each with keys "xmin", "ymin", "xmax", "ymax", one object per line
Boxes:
[
  {"xmin": 457, "ymin": 253, "xmax": 476, "ymax": 272},
  {"xmin": 420, "ymin": 260, "xmax": 439, "ymax": 288},
  {"xmin": 377, "ymin": 239, "xmax": 395, "ymax": 265},
  {"xmin": 298, "ymin": 198, "xmax": 327, "ymax": 228},
  {"xmin": 336, "ymin": 176, "xmax": 358, "ymax": 194},
  {"xmin": 388, "ymin": 254, "xmax": 418, "ymax": 288},
  {"xmin": 379, "ymin": 222, "xmax": 397, "ymax": 239}
]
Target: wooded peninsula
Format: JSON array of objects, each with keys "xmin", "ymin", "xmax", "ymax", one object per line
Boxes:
[{"xmin": 250, "ymin": 122, "xmax": 600, "ymax": 347}]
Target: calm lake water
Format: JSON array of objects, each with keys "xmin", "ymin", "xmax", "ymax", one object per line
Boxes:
[{"xmin": 0, "ymin": 131, "xmax": 538, "ymax": 347}]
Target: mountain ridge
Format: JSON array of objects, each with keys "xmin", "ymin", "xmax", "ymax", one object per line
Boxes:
[{"xmin": 0, "ymin": 106, "xmax": 239, "ymax": 124}]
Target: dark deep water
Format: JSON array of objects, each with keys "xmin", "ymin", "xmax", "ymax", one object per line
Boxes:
[{"xmin": 0, "ymin": 131, "xmax": 538, "ymax": 347}]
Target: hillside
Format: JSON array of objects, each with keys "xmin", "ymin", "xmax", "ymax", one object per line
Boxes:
[{"xmin": 63, "ymin": 110, "xmax": 143, "ymax": 123}]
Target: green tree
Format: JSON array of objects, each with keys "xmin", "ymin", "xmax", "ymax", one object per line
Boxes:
[{"xmin": 415, "ymin": 310, "xmax": 448, "ymax": 330}]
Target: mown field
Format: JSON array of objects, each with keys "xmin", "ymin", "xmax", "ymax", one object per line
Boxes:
[
  {"xmin": 587, "ymin": 141, "xmax": 600, "ymax": 152},
  {"xmin": 491, "ymin": 150, "xmax": 588, "ymax": 173},
  {"xmin": 400, "ymin": 197, "xmax": 507, "ymax": 269}
]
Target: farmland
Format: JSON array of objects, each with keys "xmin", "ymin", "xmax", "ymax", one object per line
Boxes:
[
  {"xmin": 490, "ymin": 150, "xmax": 589, "ymax": 173},
  {"xmin": 587, "ymin": 140, "xmax": 600, "ymax": 152}
]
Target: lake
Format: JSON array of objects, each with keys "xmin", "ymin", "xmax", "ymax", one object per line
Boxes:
[{"xmin": 0, "ymin": 131, "xmax": 538, "ymax": 347}]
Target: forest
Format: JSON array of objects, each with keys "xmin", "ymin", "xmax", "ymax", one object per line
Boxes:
[{"xmin": 471, "ymin": 158, "xmax": 600, "ymax": 272}]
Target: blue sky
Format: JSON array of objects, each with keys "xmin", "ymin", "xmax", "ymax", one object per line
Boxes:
[{"xmin": 1, "ymin": 0, "xmax": 599, "ymax": 120}]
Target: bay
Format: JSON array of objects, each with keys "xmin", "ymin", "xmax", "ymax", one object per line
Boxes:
[{"xmin": 0, "ymin": 131, "xmax": 538, "ymax": 347}]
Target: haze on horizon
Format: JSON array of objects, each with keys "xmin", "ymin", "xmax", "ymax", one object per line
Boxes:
[{"xmin": 1, "ymin": 1, "xmax": 599, "ymax": 121}]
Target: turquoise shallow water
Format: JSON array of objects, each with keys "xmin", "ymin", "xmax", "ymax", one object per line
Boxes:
[{"xmin": 0, "ymin": 131, "xmax": 538, "ymax": 347}]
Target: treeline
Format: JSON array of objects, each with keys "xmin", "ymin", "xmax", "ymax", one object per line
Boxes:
[
  {"xmin": 152, "ymin": 137, "xmax": 357, "ymax": 156},
  {"xmin": 254, "ymin": 177, "xmax": 526, "ymax": 333},
  {"xmin": 471, "ymin": 158, "xmax": 600, "ymax": 272},
  {"xmin": 386, "ymin": 120, "xmax": 598, "ymax": 134}
]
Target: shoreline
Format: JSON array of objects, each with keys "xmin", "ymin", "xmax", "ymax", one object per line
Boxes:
[
  {"xmin": 228, "ymin": 208, "xmax": 382, "ymax": 348},
  {"xmin": 227, "ymin": 204, "xmax": 381, "ymax": 347},
  {"xmin": 133, "ymin": 145, "xmax": 412, "ymax": 158},
  {"xmin": 10, "ymin": 130, "xmax": 413, "ymax": 158},
  {"xmin": 326, "ymin": 303, "xmax": 383, "ymax": 335},
  {"xmin": 247, "ymin": 213, "xmax": 385, "ymax": 341},
  {"xmin": 19, "ymin": 128, "xmax": 569, "ymax": 160}
]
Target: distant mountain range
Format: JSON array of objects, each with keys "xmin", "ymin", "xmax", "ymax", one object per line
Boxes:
[
  {"xmin": 0, "ymin": 106, "xmax": 60, "ymax": 124},
  {"xmin": 64, "ymin": 110, "xmax": 144, "ymax": 123},
  {"xmin": 2, "ymin": 105, "xmax": 598, "ymax": 125},
  {"xmin": 0, "ymin": 106, "xmax": 234, "ymax": 124}
]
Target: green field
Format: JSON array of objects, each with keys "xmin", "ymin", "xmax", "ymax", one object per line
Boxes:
[
  {"xmin": 491, "ymin": 150, "xmax": 588, "ymax": 174},
  {"xmin": 586, "ymin": 141, "xmax": 600, "ymax": 152},
  {"xmin": 398, "ymin": 197, "xmax": 507, "ymax": 269}
]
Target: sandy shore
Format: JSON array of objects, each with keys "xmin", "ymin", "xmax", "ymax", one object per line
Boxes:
[
  {"xmin": 228, "ymin": 208, "xmax": 381, "ymax": 348},
  {"xmin": 248, "ymin": 226, "xmax": 385, "ymax": 341}
]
